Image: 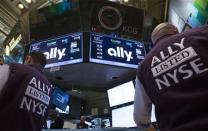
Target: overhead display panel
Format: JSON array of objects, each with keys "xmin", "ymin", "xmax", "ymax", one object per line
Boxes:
[
  {"xmin": 90, "ymin": 32, "xmax": 145, "ymax": 68},
  {"xmin": 30, "ymin": 32, "xmax": 83, "ymax": 68}
]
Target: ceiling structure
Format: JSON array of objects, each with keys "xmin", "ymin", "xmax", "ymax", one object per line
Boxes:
[
  {"xmin": 0, "ymin": 0, "xmax": 18, "ymax": 46},
  {"xmin": 0, "ymin": 0, "xmax": 167, "ymax": 47},
  {"xmin": 0, "ymin": 0, "xmax": 167, "ymax": 91},
  {"xmin": 0, "ymin": 0, "xmax": 49, "ymax": 47},
  {"xmin": 45, "ymin": 63, "xmax": 137, "ymax": 91}
]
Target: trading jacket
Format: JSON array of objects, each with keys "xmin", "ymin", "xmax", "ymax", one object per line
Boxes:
[
  {"xmin": 0, "ymin": 63, "xmax": 53, "ymax": 131},
  {"xmin": 137, "ymin": 25, "xmax": 208, "ymax": 131}
]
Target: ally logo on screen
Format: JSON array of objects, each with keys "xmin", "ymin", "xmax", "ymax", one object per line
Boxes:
[
  {"xmin": 43, "ymin": 47, "xmax": 66, "ymax": 60},
  {"xmin": 107, "ymin": 46, "xmax": 133, "ymax": 61}
]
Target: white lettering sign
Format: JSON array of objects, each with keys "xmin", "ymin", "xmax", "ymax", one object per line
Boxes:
[
  {"xmin": 43, "ymin": 47, "xmax": 66, "ymax": 60},
  {"xmin": 107, "ymin": 47, "xmax": 133, "ymax": 61}
]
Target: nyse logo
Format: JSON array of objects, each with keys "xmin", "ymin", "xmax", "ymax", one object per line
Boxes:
[
  {"xmin": 107, "ymin": 47, "xmax": 133, "ymax": 61},
  {"xmin": 44, "ymin": 47, "xmax": 66, "ymax": 60}
]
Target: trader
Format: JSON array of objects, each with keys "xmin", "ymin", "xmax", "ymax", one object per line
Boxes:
[
  {"xmin": 134, "ymin": 23, "xmax": 208, "ymax": 131},
  {"xmin": 0, "ymin": 51, "xmax": 53, "ymax": 131}
]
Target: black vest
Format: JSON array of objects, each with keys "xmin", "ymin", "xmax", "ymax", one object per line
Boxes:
[
  {"xmin": 137, "ymin": 25, "xmax": 208, "ymax": 131},
  {"xmin": 0, "ymin": 63, "xmax": 53, "ymax": 131}
]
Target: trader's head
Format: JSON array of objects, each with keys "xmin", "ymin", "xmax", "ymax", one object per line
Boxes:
[
  {"xmin": 24, "ymin": 51, "xmax": 47, "ymax": 68},
  {"xmin": 151, "ymin": 22, "xmax": 179, "ymax": 44},
  {"xmin": 80, "ymin": 116, "xmax": 86, "ymax": 123}
]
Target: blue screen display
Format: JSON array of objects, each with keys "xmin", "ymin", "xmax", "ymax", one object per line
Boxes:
[
  {"xmin": 52, "ymin": 88, "xmax": 70, "ymax": 111},
  {"xmin": 29, "ymin": 32, "xmax": 83, "ymax": 68},
  {"xmin": 90, "ymin": 32, "xmax": 145, "ymax": 68}
]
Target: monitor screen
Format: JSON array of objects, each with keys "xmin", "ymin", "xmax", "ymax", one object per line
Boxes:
[
  {"xmin": 90, "ymin": 32, "xmax": 145, "ymax": 68},
  {"xmin": 107, "ymin": 81, "xmax": 135, "ymax": 107},
  {"xmin": 52, "ymin": 88, "xmax": 70, "ymax": 111},
  {"xmin": 102, "ymin": 119, "xmax": 111, "ymax": 128},
  {"xmin": 29, "ymin": 32, "xmax": 83, "ymax": 68},
  {"xmin": 112, "ymin": 104, "xmax": 156, "ymax": 128},
  {"xmin": 112, "ymin": 104, "xmax": 136, "ymax": 127}
]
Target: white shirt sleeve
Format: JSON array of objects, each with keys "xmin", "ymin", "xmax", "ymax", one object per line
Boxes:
[
  {"xmin": 0, "ymin": 64, "xmax": 10, "ymax": 94},
  {"xmin": 134, "ymin": 76, "xmax": 152, "ymax": 128}
]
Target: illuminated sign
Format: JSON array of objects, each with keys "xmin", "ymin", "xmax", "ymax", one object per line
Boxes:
[
  {"xmin": 6, "ymin": 34, "xmax": 22, "ymax": 56},
  {"xmin": 9, "ymin": 34, "xmax": 22, "ymax": 51},
  {"xmin": 90, "ymin": 32, "xmax": 145, "ymax": 68},
  {"xmin": 30, "ymin": 32, "xmax": 83, "ymax": 68}
]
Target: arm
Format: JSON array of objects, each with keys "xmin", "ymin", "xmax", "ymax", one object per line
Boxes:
[
  {"xmin": 134, "ymin": 76, "xmax": 152, "ymax": 129},
  {"xmin": 0, "ymin": 64, "xmax": 10, "ymax": 94}
]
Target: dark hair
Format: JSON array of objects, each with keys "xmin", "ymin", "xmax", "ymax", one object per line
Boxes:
[{"xmin": 29, "ymin": 51, "xmax": 47, "ymax": 67}]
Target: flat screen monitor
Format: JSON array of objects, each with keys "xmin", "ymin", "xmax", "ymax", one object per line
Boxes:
[
  {"xmin": 112, "ymin": 104, "xmax": 156, "ymax": 128},
  {"xmin": 112, "ymin": 104, "xmax": 136, "ymax": 127},
  {"xmin": 107, "ymin": 81, "xmax": 135, "ymax": 107},
  {"xmin": 29, "ymin": 32, "xmax": 83, "ymax": 68},
  {"xmin": 90, "ymin": 32, "xmax": 145, "ymax": 68},
  {"xmin": 52, "ymin": 88, "xmax": 70, "ymax": 111},
  {"xmin": 102, "ymin": 119, "xmax": 111, "ymax": 128}
]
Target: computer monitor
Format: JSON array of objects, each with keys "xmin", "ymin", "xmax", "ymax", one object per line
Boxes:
[
  {"xmin": 90, "ymin": 32, "xmax": 145, "ymax": 68},
  {"xmin": 51, "ymin": 87, "xmax": 70, "ymax": 111},
  {"xmin": 29, "ymin": 32, "xmax": 83, "ymax": 68},
  {"xmin": 112, "ymin": 104, "xmax": 156, "ymax": 128},
  {"xmin": 102, "ymin": 119, "xmax": 111, "ymax": 128},
  {"xmin": 107, "ymin": 81, "xmax": 135, "ymax": 107},
  {"xmin": 112, "ymin": 104, "xmax": 136, "ymax": 127}
]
